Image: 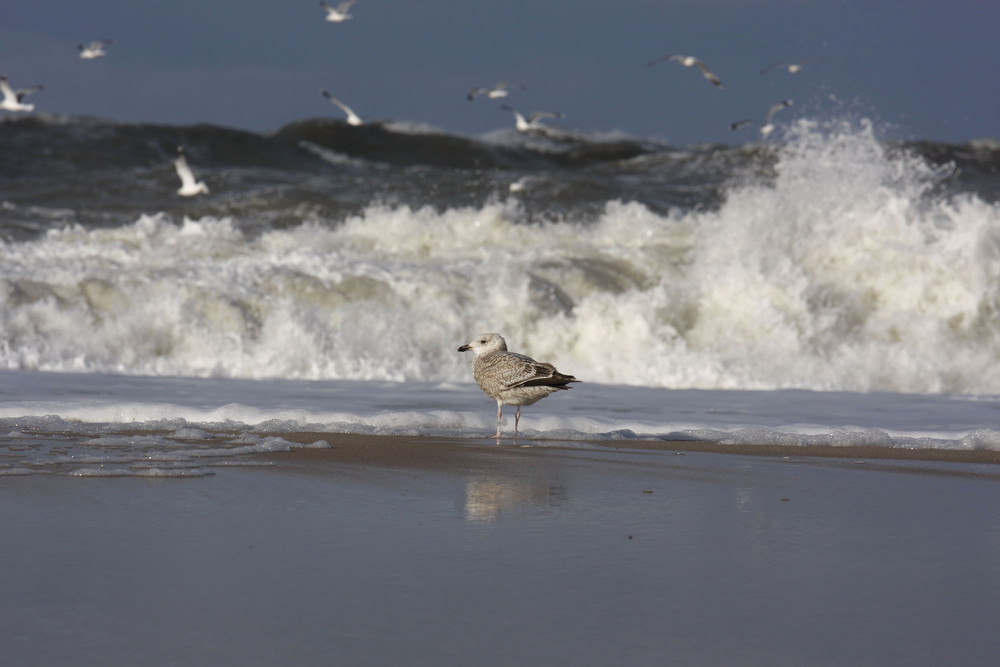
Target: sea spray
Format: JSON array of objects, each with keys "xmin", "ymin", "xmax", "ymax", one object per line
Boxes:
[{"xmin": 682, "ymin": 119, "xmax": 1000, "ymax": 391}]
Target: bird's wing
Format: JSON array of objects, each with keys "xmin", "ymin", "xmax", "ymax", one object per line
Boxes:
[
  {"xmin": 16, "ymin": 85, "xmax": 43, "ymax": 101},
  {"xmin": 764, "ymin": 100, "xmax": 792, "ymax": 124},
  {"xmin": 759, "ymin": 61, "xmax": 787, "ymax": 75},
  {"xmin": 174, "ymin": 152, "xmax": 197, "ymax": 188},
  {"xmin": 645, "ymin": 54, "xmax": 674, "ymax": 67},
  {"xmin": 527, "ymin": 111, "xmax": 564, "ymax": 122},
  {"xmin": 694, "ymin": 61, "xmax": 722, "ymax": 87},
  {"xmin": 494, "ymin": 354, "xmax": 576, "ymax": 390},
  {"xmin": 499, "ymin": 356, "xmax": 551, "ymax": 389},
  {"xmin": 321, "ymin": 90, "xmax": 355, "ymax": 116},
  {"xmin": 509, "ymin": 363, "xmax": 577, "ymax": 389},
  {"xmin": 500, "ymin": 104, "xmax": 523, "ymax": 118}
]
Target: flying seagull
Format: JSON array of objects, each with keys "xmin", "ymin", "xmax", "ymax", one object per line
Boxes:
[
  {"xmin": 458, "ymin": 333, "xmax": 579, "ymax": 439},
  {"xmin": 78, "ymin": 39, "xmax": 114, "ymax": 59},
  {"xmin": 731, "ymin": 100, "xmax": 793, "ymax": 137},
  {"xmin": 174, "ymin": 146, "xmax": 209, "ymax": 197},
  {"xmin": 320, "ymin": 0, "xmax": 355, "ymax": 22},
  {"xmin": 0, "ymin": 75, "xmax": 43, "ymax": 112},
  {"xmin": 647, "ymin": 54, "xmax": 723, "ymax": 88},
  {"xmin": 760, "ymin": 59, "xmax": 812, "ymax": 75},
  {"xmin": 320, "ymin": 89, "xmax": 363, "ymax": 126},
  {"xmin": 500, "ymin": 105, "xmax": 565, "ymax": 132},
  {"xmin": 508, "ymin": 176, "xmax": 534, "ymax": 193},
  {"xmin": 467, "ymin": 81, "xmax": 525, "ymax": 101}
]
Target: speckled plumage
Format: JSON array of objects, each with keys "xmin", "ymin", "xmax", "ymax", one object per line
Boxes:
[{"xmin": 458, "ymin": 333, "xmax": 579, "ymax": 438}]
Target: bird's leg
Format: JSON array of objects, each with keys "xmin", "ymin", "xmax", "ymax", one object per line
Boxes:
[
  {"xmin": 514, "ymin": 406, "xmax": 521, "ymax": 437},
  {"xmin": 495, "ymin": 402, "xmax": 503, "ymax": 440}
]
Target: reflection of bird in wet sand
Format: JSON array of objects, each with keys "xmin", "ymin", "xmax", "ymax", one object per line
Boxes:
[
  {"xmin": 647, "ymin": 54, "xmax": 723, "ymax": 88},
  {"xmin": 458, "ymin": 333, "xmax": 579, "ymax": 439},
  {"xmin": 464, "ymin": 479, "xmax": 560, "ymax": 522}
]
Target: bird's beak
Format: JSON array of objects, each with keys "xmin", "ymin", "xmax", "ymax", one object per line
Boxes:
[{"xmin": 458, "ymin": 344, "xmax": 471, "ymax": 352}]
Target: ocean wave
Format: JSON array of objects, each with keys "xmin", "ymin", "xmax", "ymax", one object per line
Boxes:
[{"xmin": 0, "ymin": 117, "xmax": 998, "ymax": 392}]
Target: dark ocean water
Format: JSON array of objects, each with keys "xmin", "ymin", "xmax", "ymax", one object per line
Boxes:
[{"xmin": 2, "ymin": 114, "xmax": 996, "ymax": 241}]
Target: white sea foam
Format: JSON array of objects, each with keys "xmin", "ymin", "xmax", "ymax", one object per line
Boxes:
[
  {"xmin": 1, "ymin": 120, "xmax": 998, "ymax": 393},
  {"xmin": 68, "ymin": 465, "xmax": 215, "ymax": 478},
  {"xmin": 0, "ymin": 371, "xmax": 997, "ymax": 455}
]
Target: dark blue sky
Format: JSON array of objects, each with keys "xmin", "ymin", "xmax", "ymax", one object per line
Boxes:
[{"xmin": 2, "ymin": 0, "xmax": 997, "ymax": 145}]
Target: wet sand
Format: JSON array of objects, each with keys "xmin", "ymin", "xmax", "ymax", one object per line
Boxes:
[
  {"xmin": 3, "ymin": 434, "xmax": 1000, "ymax": 666},
  {"xmin": 276, "ymin": 432, "xmax": 1000, "ymax": 465}
]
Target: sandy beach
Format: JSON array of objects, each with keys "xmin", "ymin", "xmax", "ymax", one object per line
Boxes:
[{"xmin": 2, "ymin": 434, "xmax": 999, "ymax": 666}]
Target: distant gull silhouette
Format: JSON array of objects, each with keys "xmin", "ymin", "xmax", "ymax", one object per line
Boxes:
[
  {"xmin": 458, "ymin": 333, "xmax": 579, "ymax": 439},
  {"xmin": 467, "ymin": 81, "xmax": 525, "ymax": 101},
  {"xmin": 760, "ymin": 59, "xmax": 812, "ymax": 75},
  {"xmin": 0, "ymin": 75, "xmax": 43, "ymax": 112},
  {"xmin": 647, "ymin": 54, "xmax": 723, "ymax": 88},
  {"xmin": 320, "ymin": 0, "xmax": 355, "ymax": 22},
  {"xmin": 174, "ymin": 146, "xmax": 209, "ymax": 196},
  {"xmin": 731, "ymin": 100, "xmax": 793, "ymax": 137},
  {"xmin": 500, "ymin": 105, "xmax": 565, "ymax": 132},
  {"xmin": 320, "ymin": 89, "xmax": 363, "ymax": 126},
  {"xmin": 78, "ymin": 39, "xmax": 114, "ymax": 60}
]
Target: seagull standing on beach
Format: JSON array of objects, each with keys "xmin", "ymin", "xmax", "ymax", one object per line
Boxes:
[
  {"xmin": 0, "ymin": 75, "xmax": 43, "ymax": 112},
  {"xmin": 647, "ymin": 54, "xmax": 723, "ymax": 88},
  {"xmin": 458, "ymin": 333, "xmax": 579, "ymax": 439},
  {"xmin": 501, "ymin": 105, "xmax": 565, "ymax": 132},
  {"xmin": 174, "ymin": 146, "xmax": 209, "ymax": 196},
  {"xmin": 731, "ymin": 100, "xmax": 793, "ymax": 137},
  {"xmin": 320, "ymin": 0, "xmax": 355, "ymax": 22},
  {"xmin": 320, "ymin": 89, "xmax": 363, "ymax": 126},
  {"xmin": 78, "ymin": 39, "xmax": 114, "ymax": 59},
  {"xmin": 467, "ymin": 81, "xmax": 524, "ymax": 101}
]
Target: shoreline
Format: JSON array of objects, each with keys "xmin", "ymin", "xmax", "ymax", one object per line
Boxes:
[{"xmin": 267, "ymin": 431, "xmax": 1000, "ymax": 466}]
